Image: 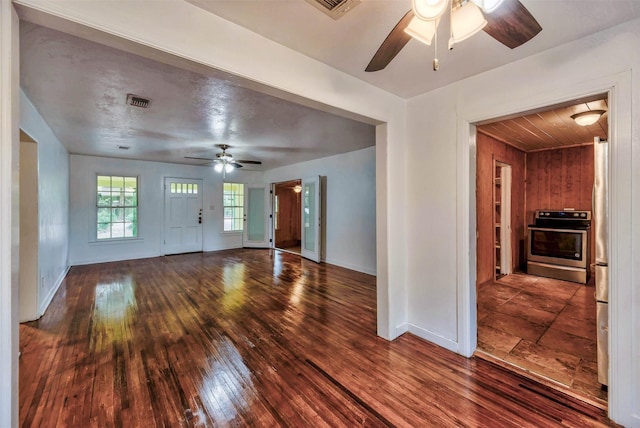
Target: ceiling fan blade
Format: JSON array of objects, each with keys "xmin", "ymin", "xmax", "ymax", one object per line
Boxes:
[
  {"xmin": 185, "ymin": 156, "xmax": 214, "ymax": 161},
  {"xmin": 236, "ymin": 160, "xmax": 262, "ymax": 165},
  {"xmin": 365, "ymin": 10, "xmax": 414, "ymax": 72},
  {"xmin": 230, "ymin": 162, "xmax": 244, "ymax": 169},
  {"xmin": 483, "ymin": 0, "xmax": 542, "ymax": 49}
]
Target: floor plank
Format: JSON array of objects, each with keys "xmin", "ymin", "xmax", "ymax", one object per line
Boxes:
[{"xmin": 20, "ymin": 250, "xmax": 616, "ymax": 427}]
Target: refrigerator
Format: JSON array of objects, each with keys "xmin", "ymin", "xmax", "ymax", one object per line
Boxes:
[{"xmin": 593, "ymin": 136, "xmax": 608, "ymax": 387}]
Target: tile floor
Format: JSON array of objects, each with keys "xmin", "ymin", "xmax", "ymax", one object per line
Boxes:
[{"xmin": 477, "ymin": 272, "xmax": 607, "ymax": 403}]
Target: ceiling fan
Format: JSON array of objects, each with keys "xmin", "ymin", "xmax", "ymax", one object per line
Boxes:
[
  {"xmin": 366, "ymin": 0, "xmax": 542, "ymax": 72},
  {"xmin": 185, "ymin": 144, "xmax": 262, "ymax": 174}
]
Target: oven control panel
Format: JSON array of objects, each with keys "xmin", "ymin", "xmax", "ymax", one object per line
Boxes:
[{"xmin": 535, "ymin": 210, "xmax": 591, "ymax": 220}]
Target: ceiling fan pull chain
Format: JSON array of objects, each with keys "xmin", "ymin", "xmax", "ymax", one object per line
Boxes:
[
  {"xmin": 433, "ymin": 19, "xmax": 439, "ymax": 71},
  {"xmin": 449, "ymin": 0, "xmax": 455, "ymax": 50}
]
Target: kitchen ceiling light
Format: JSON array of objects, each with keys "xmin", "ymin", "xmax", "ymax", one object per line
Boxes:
[
  {"xmin": 293, "ymin": 184, "xmax": 303, "ymax": 193},
  {"xmin": 404, "ymin": 15, "xmax": 438, "ymax": 45},
  {"xmin": 571, "ymin": 110, "xmax": 605, "ymax": 126},
  {"xmin": 450, "ymin": 1, "xmax": 487, "ymax": 46}
]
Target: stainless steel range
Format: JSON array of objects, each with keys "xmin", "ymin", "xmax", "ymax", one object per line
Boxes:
[{"xmin": 527, "ymin": 210, "xmax": 591, "ymax": 284}]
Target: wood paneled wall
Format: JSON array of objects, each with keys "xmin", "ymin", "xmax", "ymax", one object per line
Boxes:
[
  {"xmin": 476, "ymin": 132, "xmax": 526, "ymax": 285},
  {"xmin": 525, "ymin": 145, "xmax": 595, "ymax": 265},
  {"xmin": 275, "ymin": 182, "xmax": 301, "ymax": 248}
]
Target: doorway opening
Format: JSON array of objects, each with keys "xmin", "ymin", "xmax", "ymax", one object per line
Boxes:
[
  {"xmin": 273, "ymin": 179, "xmax": 302, "ymax": 255},
  {"xmin": 474, "ymin": 94, "xmax": 609, "ymax": 407}
]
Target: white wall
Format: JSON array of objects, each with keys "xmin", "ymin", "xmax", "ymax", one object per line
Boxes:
[
  {"xmin": 405, "ymin": 85, "xmax": 459, "ymax": 349},
  {"xmin": 405, "ymin": 19, "xmax": 640, "ymax": 425},
  {"xmin": 20, "ymin": 90, "xmax": 70, "ymax": 318},
  {"xmin": 19, "ymin": 140, "xmax": 38, "ymax": 322},
  {"xmin": 69, "ymin": 154, "xmax": 262, "ymax": 265},
  {"xmin": 264, "ymin": 147, "xmax": 376, "ymax": 275}
]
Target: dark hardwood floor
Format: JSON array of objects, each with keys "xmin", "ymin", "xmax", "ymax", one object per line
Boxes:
[{"xmin": 20, "ymin": 249, "xmax": 616, "ymax": 427}]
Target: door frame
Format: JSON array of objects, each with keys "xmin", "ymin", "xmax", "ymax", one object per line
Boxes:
[
  {"xmin": 270, "ymin": 179, "xmax": 302, "ymax": 253},
  {"xmin": 456, "ymin": 72, "xmax": 632, "ymax": 421}
]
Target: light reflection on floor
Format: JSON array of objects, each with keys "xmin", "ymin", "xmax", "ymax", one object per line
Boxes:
[
  {"xmin": 289, "ymin": 278, "xmax": 305, "ymax": 306},
  {"xmin": 199, "ymin": 337, "xmax": 255, "ymax": 424},
  {"xmin": 92, "ymin": 277, "xmax": 137, "ymax": 349},
  {"xmin": 222, "ymin": 264, "xmax": 246, "ymax": 312}
]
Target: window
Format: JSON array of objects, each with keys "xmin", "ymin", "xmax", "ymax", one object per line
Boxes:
[
  {"xmin": 170, "ymin": 182, "xmax": 198, "ymax": 194},
  {"xmin": 223, "ymin": 183, "xmax": 244, "ymax": 232},
  {"xmin": 97, "ymin": 175, "xmax": 138, "ymax": 239}
]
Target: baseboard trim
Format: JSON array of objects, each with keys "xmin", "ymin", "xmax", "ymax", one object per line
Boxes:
[
  {"xmin": 203, "ymin": 244, "xmax": 243, "ymax": 252},
  {"xmin": 70, "ymin": 252, "xmax": 161, "ymax": 266},
  {"xmin": 38, "ymin": 265, "xmax": 70, "ymax": 317},
  {"xmin": 322, "ymin": 257, "xmax": 376, "ymax": 276},
  {"xmin": 407, "ymin": 323, "xmax": 459, "ymax": 353},
  {"xmin": 395, "ymin": 323, "xmax": 409, "ymax": 338}
]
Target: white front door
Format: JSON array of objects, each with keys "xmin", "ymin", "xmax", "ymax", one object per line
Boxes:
[
  {"xmin": 164, "ymin": 178, "xmax": 203, "ymax": 255},
  {"xmin": 243, "ymin": 185, "xmax": 269, "ymax": 248},
  {"xmin": 301, "ymin": 176, "xmax": 321, "ymax": 262}
]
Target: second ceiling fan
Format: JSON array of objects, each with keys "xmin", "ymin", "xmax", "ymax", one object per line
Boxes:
[
  {"xmin": 185, "ymin": 144, "xmax": 262, "ymax": 174},
  {"xmin": 366, "ymin": 0, "xmax": 542, "ymax": 72}
]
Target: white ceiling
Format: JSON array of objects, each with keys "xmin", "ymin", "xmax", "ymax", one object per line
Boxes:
[
  {"xmin": 18, "ymin": 1, "xmax": 640, "ymax": 169},
  {"xmin": 187, "ymin": 0, "xmax": 640, "ymax": 98},
  {"xmin": 19, "ymin": 22, "xmax": 375, "ymax": 170}
]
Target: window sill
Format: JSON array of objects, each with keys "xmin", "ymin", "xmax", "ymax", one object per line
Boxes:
[
  {"xmin": 89, "ymin": 237, "xmax": 144, "ymax": 245},
  {"xmin": 220, "ymin": 231, "xmax": 243, "ymax": 236}
]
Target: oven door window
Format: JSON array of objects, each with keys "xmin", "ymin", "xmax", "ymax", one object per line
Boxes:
[{"xmin": 530, "ymin": 229, "xmax": 584, "ymax": 260}]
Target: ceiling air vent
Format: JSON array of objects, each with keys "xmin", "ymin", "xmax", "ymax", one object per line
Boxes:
[
  {"xmin": 126, "ymin": 94, "xmax": 150, "ymax": 108},
  {"xmin": 304, "ymin": 0, "xmax": 360, "ymax": 20}
]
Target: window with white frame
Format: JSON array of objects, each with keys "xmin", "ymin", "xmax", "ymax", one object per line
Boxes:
[
  {"xmin": 97, "ymin": 175, "xmax": 138, "ymax": 239},
  {"xmin": 223, "ymin": 183, "xmax": 244, "ymax": 232}
]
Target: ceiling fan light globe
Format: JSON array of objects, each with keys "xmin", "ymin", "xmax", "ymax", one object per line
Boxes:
[
  {"xmin": 404, "ymin": 16, "xmax": 437, "ymax": 46},
  {"xmin": 214, "ymin": 163, "xmax": 224, "ymax": 173},
  {"xmin": 412, "ymin": 0, "xmax": 448, "ymax": 20},
  {"xmin": 471, "ymin": 0, "xmax": 504, "ymax": 14},
  {"xmin": 450, "ymin": 1, "xmax": 487, "ymax": 45},
  {"xmin": 224, "ymin": 163, "xmax": 234, "ymax": 173}
]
